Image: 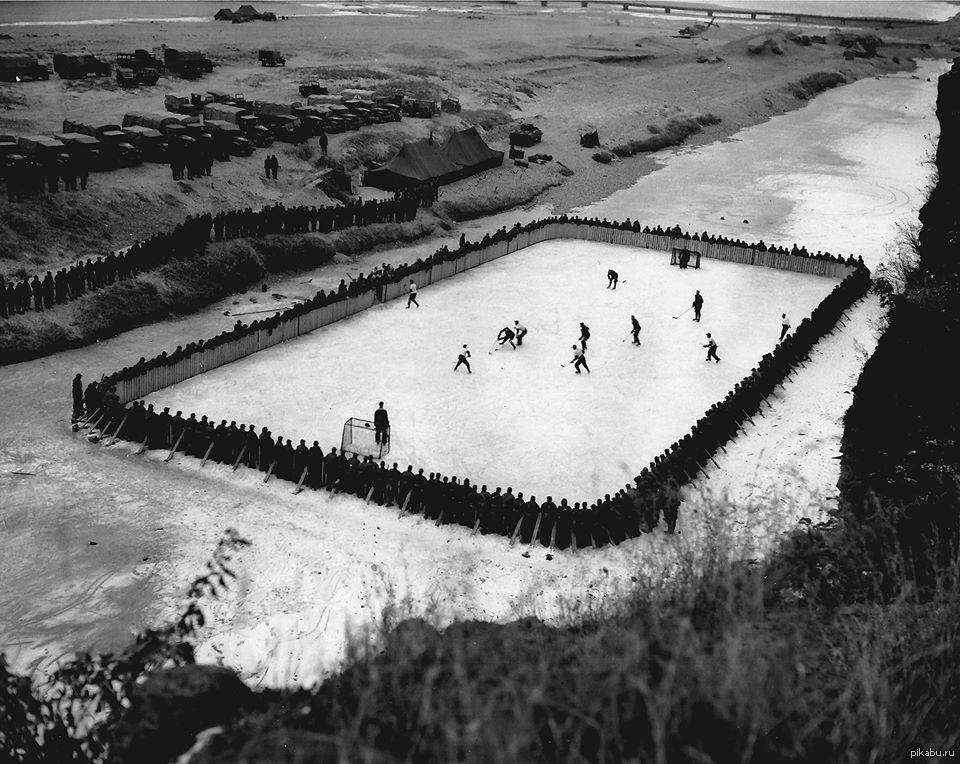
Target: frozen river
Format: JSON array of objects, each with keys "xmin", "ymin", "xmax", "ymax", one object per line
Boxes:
[
  {"xmin": 0, "ymin": 61, "xmax": 947, "ymax": 686},
  {"xmin": 579, "ymin": 61, "xmax": 943, "ymax": 267}
]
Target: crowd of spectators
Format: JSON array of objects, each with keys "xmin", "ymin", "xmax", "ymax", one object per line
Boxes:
[
  {"xmin": 73, "ymin": 215, "xmax": 872, "ymax": 549},
  {"xmin": 0, "ymin": 190, "xmax": 429, "ymax": 320}
]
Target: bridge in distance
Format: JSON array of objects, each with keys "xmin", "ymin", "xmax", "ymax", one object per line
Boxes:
[{"xmin": 380, "ymin": 0, "xmax": 941, "ymax": 27}]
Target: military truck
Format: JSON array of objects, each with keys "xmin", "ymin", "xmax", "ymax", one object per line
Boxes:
[
  {"xmin": 298, "ymin": 81, "xmax": 328, "ymax": 98},
  {"xmin": 254, "ymin": 108, "xmax": 309, "ymax": 144},
  {"xmin": 401, "ymin": 97, "xmax": 439, "ymax": 118},
  {"xmin": 509, "ymin": 123, "xmax": 543, "ymax": 148},
  {"xmin": 115, "ymin": 50, "xmax": 161, "ymax": 87},
  {"xmin": 117, "ymin": 67, "xmax": 161, "ymax": 88},
  {"xmin": 165, "ymin": 92, "xmax": 212, "ymax": 117},
  {"xmin": 202, "ymin": 102, "xmax": 250, "ymax": 125},
  {"xmin": 121, "ymin": 126, "xmax": 168, "ymax": 162},
  {"xmin": 53, "ymin": 132, "xmax": 102, "ymax": 171},
  {"xmin": 123, "ymin": 111, "xmax": 185, "ymax": 133},
  {"xmin": 117, "ymin": 49, "xmax": 165, "ymax": 72},
  {"xmin": 258, "ymin": 50, "xmax": 286, "ymax": 67},
  {"xmin": 163, "ymin": 48, "xmax": 214, "ymax": 80},
  {"xmin": 15, "ymin": 136, "xmax": 68, "ymax": 175},
  {"xmin": 62, "ymin": 119, "xmax": 141, "ymax": 168},
  {"xmin": 0, "ymin": 55, "xmax": 50, "ymax": 82},
  {"xmin": 52, "ymin": 54, "xmax": 112, "ymax": 80},
  {"xmin": 203, "ymin": 120, "xmax": 254, "ymax": 158}
]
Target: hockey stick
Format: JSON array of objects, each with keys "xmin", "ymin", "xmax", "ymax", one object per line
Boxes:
[
  {"xmin": 293, "ymin": 467, "xmax": 309, "ymax": 494},
  {"xmin": 530, "ymin": 513, "xmax": 543, "ymax": 547},
  {"xmin": 78, "ymin": 408, "xmax": 102, "ymax": 429},
  {"xmin": 509, "ymin": 516, "xmax": 524, "ymax": 546},
  {"xmin": 672, "ymin": 306, "xmax": 693, "ymax": 320},
  {"xmin": 232, "ymin": 444, "xmax": 247, "ymax": 471},
  {"xmin": 397, "ymin": 490, "xmax": 412, "ymax": 518},
  {"xmin": 104, "ymin": 415, "xmax": 128, "ymax": 447},
  {"xmin": 164, "ymin": 431, "xmax": 184, "ymax": 463},
  {"xmin": 262, "ymin": 461, "xmax": 275, "ymax": 483},
  {"xmin": 200, "ymin": 441, "xmax": 216, "ymax": 468}
]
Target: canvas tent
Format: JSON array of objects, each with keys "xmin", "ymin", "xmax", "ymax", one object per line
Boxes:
[
  {"xmin": 364, "ymin": 139, "xmax": 461, "ymax": 191},
  {"xmin": 441, "ymin": 127, "xmax": 503, "ymax": 177}
]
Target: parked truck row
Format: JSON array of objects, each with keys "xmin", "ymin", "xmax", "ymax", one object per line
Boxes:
[
  {"xmin": 2, "ymin": 83, "xmax": 465, "ymax": 183},
  {"xmin": 0, "ymin": 47, "xmax": 215, "ymax": 85}
]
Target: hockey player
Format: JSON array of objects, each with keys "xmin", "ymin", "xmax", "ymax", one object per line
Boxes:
[
  {"xmin": 513, "ymin": 320, "xmax": 528, "ymax": 346},
  {"xmin": 779, "ymin": 313, "xmax": 791, "ymax": 341},
  {"xmin": 571, "ymin": 344, "xmax": 590, "ymax": 374},
  {"xmin": 692, "ymin": 290, "xmax": 704, "ymax": 322},
  {"xmin": 607, "ymin": 269, "xmax": 619, "ymax": 289},
  {"xmin": 497, "ymin": 326, "xmax": 516, "ymax": 349},
  {"xmin": 454, "ymin": 344, "xmax": 472, "ymax": 373},
  {"xmin": 630, "ymin": 315, "xmax": 641, "ymax": 345},
  {"xmin": 578, "ymin": 322, "xmax": 590, "ymax": 351},
  {"xmin": 374, "ymin": 402, "xmax": 390, "ymax": 445},
  {"xmin": 406, "ymin": 280, "xmax": 419, "ymax": 309},
  {"xmin": 703, "ymin": 333, "xmax": 720, "ymax": 363}
]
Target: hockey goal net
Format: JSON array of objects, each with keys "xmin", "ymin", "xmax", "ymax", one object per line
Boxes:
[
  {"xmin": 670, "ymin": 247, "xmax": 701, "ymax": 269},
  {"xmin": 341, "ymin": 417, "xmax": 390, "ymax": 458}
]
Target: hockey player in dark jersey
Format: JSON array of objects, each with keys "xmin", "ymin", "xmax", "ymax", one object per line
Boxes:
[
  {"xmin": 692, "ymin": 290, "xmax": 704, "ymax": 322},
  {"xmin": 578, "ymin": 322, "xmax": 590, "ymax": 351},
  {"xmin": 607, "ymin": 269, "xmax": 619, "ymax": 289},
  {"xmin": 454, "ymin": 344, "xmax": 472, "ymax": 373},
  {"xmin": 497, "ymin": 326, "xmax": 516, "ymax": 349},
  {"xmin": 630, "ymin": 315, "xmax": 641, "ymax": 345}
]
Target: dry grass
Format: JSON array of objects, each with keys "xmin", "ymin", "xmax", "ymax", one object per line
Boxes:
[
  {"xmin": 436, "ymin": 167, "xmax": 565, "ymax": 221},
  {"xmin": 785, "ymin": 71, "xmax": 847, "ymax": 100},
  {"xmin": 611, "ymin": 113, "xmax": 722, "ymax": 158},
  {"xmin": 160, "ymin": 499, "xmax": 960, "ymax": 763}
]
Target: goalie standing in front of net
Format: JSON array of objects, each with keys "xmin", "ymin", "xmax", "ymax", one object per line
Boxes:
[{"xmin": 374, "ymin": 402, "xmax": 390, "ymax": 445}]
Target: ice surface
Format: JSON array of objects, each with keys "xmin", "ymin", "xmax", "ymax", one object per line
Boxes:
[{"xmin": 146, "ymin": 240, "xmax": 834, "ymax": 500}]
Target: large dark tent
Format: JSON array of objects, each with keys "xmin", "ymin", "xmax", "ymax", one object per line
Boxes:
[
  {"xmin": 441, "ymin": 127, "xmax": 504, "ymax": 176},
  {"xmin": 364, "ymin": 139, "xmax": 461, "ymax": 191}
]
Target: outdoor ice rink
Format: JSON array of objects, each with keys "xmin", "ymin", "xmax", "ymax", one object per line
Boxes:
[{"xmin": 146, "ymin": 240, "xmax": 836, "ymax": 499}]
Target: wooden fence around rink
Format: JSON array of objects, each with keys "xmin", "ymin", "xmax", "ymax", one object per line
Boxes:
[{"xmin": 114, "ymin": 221, "xmax": 857, "ymax": 404}]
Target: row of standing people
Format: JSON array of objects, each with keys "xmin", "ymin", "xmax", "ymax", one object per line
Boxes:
[
  {"xmin": 6, "ymin": 154, "xmax": 92, "ymax": 201},
  {"xmin": 74, "ymin": 391, "xmax": 670, "ymax": 549},
  {"xmin": 1, "ymin": 214, "xmax": 211, "ymax": 318},
  {"xmin": 1, "ymin": 189, "xmax": 431, "ymax": 321}
]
